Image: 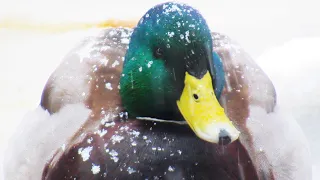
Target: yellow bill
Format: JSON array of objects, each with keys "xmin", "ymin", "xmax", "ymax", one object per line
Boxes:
[{"xmin": 177, "ymin": 71, "xmax": 240, "ymax": 145}]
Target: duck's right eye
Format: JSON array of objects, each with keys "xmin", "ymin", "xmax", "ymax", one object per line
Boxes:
[{"xmin": 154, "ymin": 47, "xmax": 164, "ymax": 59}]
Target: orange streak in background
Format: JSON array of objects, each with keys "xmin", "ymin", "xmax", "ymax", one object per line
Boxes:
[{"xmin": 0, "ymin": 18, "xmax": 138, "ymax": 33}]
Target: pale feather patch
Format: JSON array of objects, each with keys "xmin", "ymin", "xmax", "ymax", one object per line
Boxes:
[
  {"xmin": 244, "ymin": 105, "xmax": 312, "ymax": 180},
  {"xmin": 3, "ymin": 103, "xmax": 91, "ymax": 180}
]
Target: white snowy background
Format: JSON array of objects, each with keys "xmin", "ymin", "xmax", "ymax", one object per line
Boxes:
[{"xmin": 0, "ymin": 0, "xmax": 319, "ymax": 179}]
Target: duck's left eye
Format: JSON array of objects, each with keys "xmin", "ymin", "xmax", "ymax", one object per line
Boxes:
[
  {"xmin": 193, "ymin": 94, "xmax": 199, "ymax": 101},
  {"xmin": 154, "ymin": 47, "xmax": 164, "ymax": 59}
]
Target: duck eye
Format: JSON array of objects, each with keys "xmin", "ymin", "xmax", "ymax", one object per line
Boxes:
[
  {"xmin": 154, "ymin": 47, "xmax": 164, "ymax": 59},
  {"xmin": 193, "ymin": 94, "xmax": 199, "ymax": 101}
]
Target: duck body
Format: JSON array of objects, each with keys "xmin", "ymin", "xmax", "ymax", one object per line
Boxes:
[
  {"xmin": 39, "ymin": 2, "xmax": 311, "ymax": 180},
  {"xmin": 41, "ymin": 28, "xmax": 257, "ymax": 180}
]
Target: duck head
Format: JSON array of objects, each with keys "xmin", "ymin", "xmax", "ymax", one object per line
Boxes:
[{"xmin": 120, "ymin": 2, "xmax": 240, "ymax": 145}]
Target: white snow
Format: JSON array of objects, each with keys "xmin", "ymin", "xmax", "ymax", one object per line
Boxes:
[
  {"xmin": 91, "ymin": 163, "xmax": 101, "ymax": 174},
  {"xmin": 78, "ymin": 146, "xmax": 93, "ymax": 161}
]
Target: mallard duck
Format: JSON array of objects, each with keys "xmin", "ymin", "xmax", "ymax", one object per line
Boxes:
[{"xmin": 11, "ymin": 2, "xmax": 310, "ymax": 180}]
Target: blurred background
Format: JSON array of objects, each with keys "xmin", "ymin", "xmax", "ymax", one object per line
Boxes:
[{"xmin": 0, "ymin": 0, "xmax": 319, "ymax": 179}]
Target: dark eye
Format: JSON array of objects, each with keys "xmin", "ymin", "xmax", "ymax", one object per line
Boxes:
[
  {"xmin": 193, "ymin": 94, "xmax": 199, "ymax": 101},
  {"xmin": 154, "ymin": 47, "xmax": 164, "ymax": 59}
]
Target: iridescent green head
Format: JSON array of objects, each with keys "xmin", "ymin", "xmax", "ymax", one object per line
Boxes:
[{"xmin": 120, "ymin": 2, "xmax": 240, "ymax": 145}]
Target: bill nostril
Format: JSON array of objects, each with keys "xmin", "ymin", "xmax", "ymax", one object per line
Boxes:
[{"xmin": 218, "ymin": 129, "xmax": 232, "ymax": 145}]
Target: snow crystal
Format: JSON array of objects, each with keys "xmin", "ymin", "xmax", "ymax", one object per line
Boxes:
[
  {"xmin": 105, "ymin": 82, "xmax": 113, "ymax": 90},
  {"xmin": 108, "ymin": 149, "xmax": 119, "ymax": 163},
  {"xmin": 164, "ymin": 4, "xmax": 182, "ymax": 15},
  {"xmin": 109, "ymin": 149, "xmax": 118, "ymax": 157},
  {"xmin": 185, "ymin": 31, "xmax": 191, "ymax": 43},
  {"xmin": 119, "ymin": 125, "xmax": 129, "ymax": 131},
  {"xmin": 78, "ymin": 146, "xmax": 93, "ymax": 161},
  {"xmin": 168, "ymin": 166, "xmax": 175, "ymax": 172},
  {"xmin": 111, "ymin": 156, "xmax": 119, "ymax": 163},
  {"xmin": 91, "ymin": 164, "xmax": 100, "ymax": 174},
  {"xmin": 189, "ymin": 24, "xmax": 195, "ymax": 28},
  {"xmin": 87, "ymin": 137, "xmax": 93, "ymax": 144},
  {"xmin": 127, "ymin": 167, "xmax": 136, "ymax": 174},
  {"xmin": 111, "ymin": 60, "xmax": 120, "ymax": 68},
  {"xmin": 167, "ymin": 32, "xmax": 175, "ymax": 38},
  {"xmin": 176, "ymin": 22, "xmax": 181, "ymax": 27},
  {"xmin": 97, "ymin": 129, "xmax": 108, "ymax": 137},
  {"xmin": 139, "ymin": 17, "xmax": 144, "ymax": 24},
  {"xmin": 104, "ymin": 121, "xmax": 116, "ymax": 127},
  {"xmin": 111, "ymin": 135, "xmax": 124, "ymax": 144},
  {"xmin": 129, "ymin": 130, "xmax": 140, "ymax": 137},
  {"xmin": 177, "ymin": 150, "xmax": 182, "ymax": 155}
]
